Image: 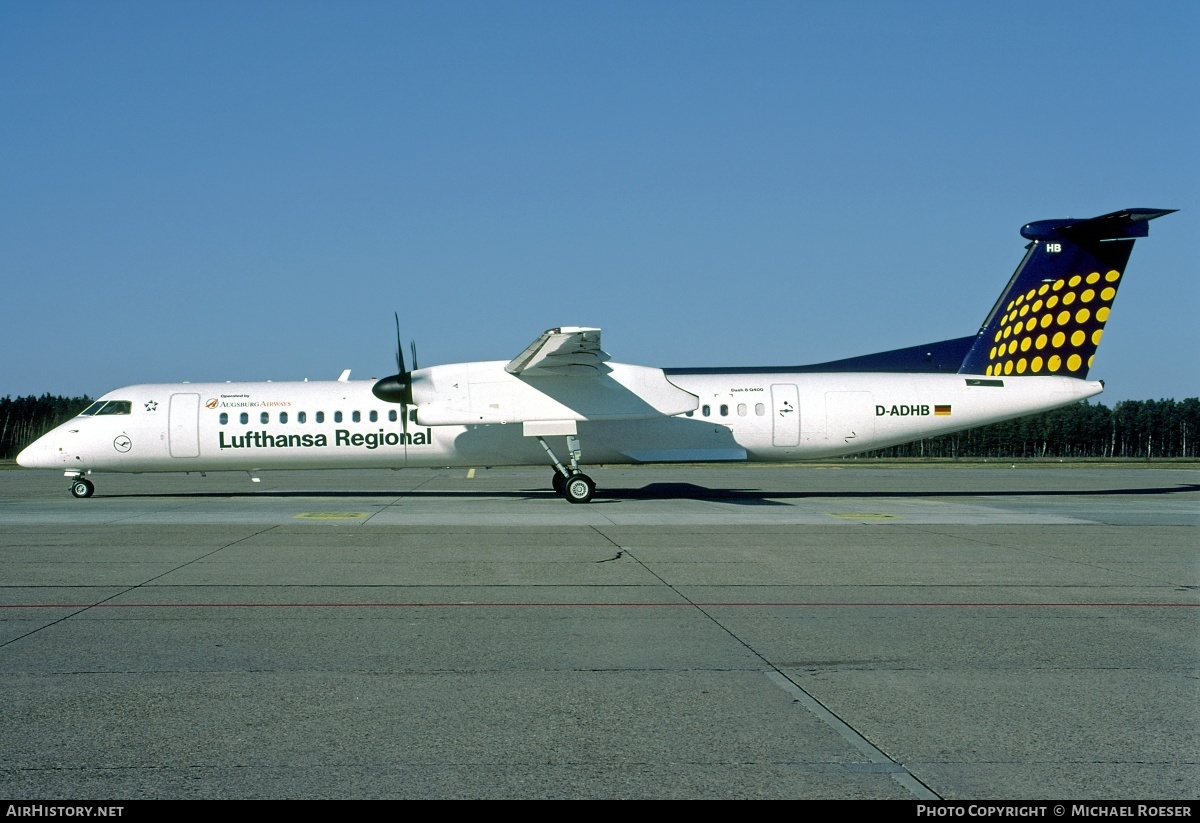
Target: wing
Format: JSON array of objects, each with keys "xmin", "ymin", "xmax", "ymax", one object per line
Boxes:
[{"xmin": 505, "ymin": 327, "xmax": 611, "ymax": 376}]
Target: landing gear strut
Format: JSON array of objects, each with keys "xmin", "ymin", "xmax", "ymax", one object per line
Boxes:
[
  {"xmin": 536, "ymin": 435, "xmax": 596, "ymax": 504},
  {"xmin": 70, "ymin": 476, "xmax": 95, "ymax": 498}
]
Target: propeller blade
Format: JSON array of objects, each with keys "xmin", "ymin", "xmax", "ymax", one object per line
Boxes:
[
  {"xmin": 394, "ymin": 312, "xmax": 406, "ymax": 375},
  {"xmin": 410, "ymin": 340, "xmax": 419, "ymax": 372}
]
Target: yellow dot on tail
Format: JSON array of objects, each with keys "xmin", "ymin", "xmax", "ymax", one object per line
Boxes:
[
  {"xmin": 1086, "ymin": 272, "xmax": 1101, "ymax": 284},
  {"xmin": 1101, "ymin": 287, "xmax": 1115, "ymax": 301},
  {"xmin": 1031, "ymin": 356, "xmax": 1044, "ymax": 372},
  {"xmin": 1105, "ymin": 270, "xmax": 1120, "ymax": 282},
  {"xmin": 1067, "ymin": 353, "xmax": 1082, "ymax": 371},
  {"xmin": 1052, "ymin": 332, "xmax": 1066, "ymax": 347},
  {"xmin": 1096, "ymin": 306, "xmax": 1110, "ymax": 322},
  {"xmin": 1075, "ymin": 308, "xmax": 1090, "ymax": 324},
  {"xmin": 1092, "ymin": 329, "xmax": 1103, "ymax": 345},
  {"xmin": 1069, "ymin": 275, "xmax": 1082, "ymax": 287},
  {"xmin": 1048, "ymin": 354, "xmax": 1062, "ymax": 371},
  {"xmin": 1035, "ymin": 334, "xmax": 1048, "ymax": 349},
  {"xmin": 1071, "ymin": 330, "xmax": 1085, "ymax": 347},
  {"xmin": 1063, "ymin": 292, "xmax": 1076, "ymax": 306}
]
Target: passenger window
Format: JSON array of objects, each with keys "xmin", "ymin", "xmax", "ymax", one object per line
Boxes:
[
  {"xmin": 685, "ymin": 411, "xmax": 694, "ymax": 417},
  {"xmin": 261, "ymin": 412, "xmax": 269, "ymax": 424},
  {"xmin": 219, "ymin": 413, "xmax": 228, "ymax": 425},
  {"xmin": 334, "ymin": 411, "xmax": 343, "ymax": 423},
  {"xmin": 702, "ymin": 405, "xmax": 711, "ymax": 417},
  {"xmin": 316, "ymin": 411, "xmax": 325, "ymax": 423},
  {"xmin": 240, "ymin": 412, "xmax": 249, "ymax": 424},
  {"xmin": 352, "ymin": 411, "xmax": 361, "ymax": 423},
  {"xmin": 279, "ymin": 412, "xmax": 288, "ymax": 424},
  {"xmin": 720, "ymin": 404, "xmax": 729, "ymax": 416},
  {"xmin": 388, "ymin": 410, "xmax": 397, "ymax": 422},
  {"xmin": 755, "ymin": 403, "xmax": 765, "ymax": 416},
  {"xmin": 369, "ymin": 410, "xmax": 378, "ymax": 422},
  {"xmin": 298, "ymin": 411, "xmax": 306, "ymax": 424},
  {"xmin": 737, "ymin": 404, "xmax": 747, "ymax": 416}
]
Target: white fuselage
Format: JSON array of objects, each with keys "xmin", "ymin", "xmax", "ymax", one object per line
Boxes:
[{"xmin": 17, "ymin": 362, "xmax": 1103, "ymax": 476}]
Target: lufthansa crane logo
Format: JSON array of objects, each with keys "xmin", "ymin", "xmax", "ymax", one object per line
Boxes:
[{"xmin": 113, "ymin": 435, "xmax": 132, "ymax": 453}]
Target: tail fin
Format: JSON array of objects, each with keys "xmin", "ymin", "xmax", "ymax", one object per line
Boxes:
[{"xmin": 958, "ymin": 208, "xmax": 1174, "ymax": 378}]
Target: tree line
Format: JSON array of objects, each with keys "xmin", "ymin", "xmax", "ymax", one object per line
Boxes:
[
  {"xmin": 1, "ymin": 395, "xmax": 93, "ymax": 460},
  {"xmin": 2, "ymin": 393, "xmax": 1197, "ymax": 461},
  {"xmin": 861, "ymin": 397, "xmax": 1199, "ymax": 459}
]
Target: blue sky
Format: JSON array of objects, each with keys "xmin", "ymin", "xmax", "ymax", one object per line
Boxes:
[{"xmin": 2, "ymin": 1, "xmax": 1195, "ymax": 403}]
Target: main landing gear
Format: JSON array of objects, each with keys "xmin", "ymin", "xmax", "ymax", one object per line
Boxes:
[
  {"xmin": 69, "ymin": 475, "xmax": 95, "ymax": 498},
  {"xmin": 536, "ymin": 435, "xmax": 595, "ymax": 504}
]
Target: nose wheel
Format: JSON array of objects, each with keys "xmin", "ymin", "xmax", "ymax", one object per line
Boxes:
[{"xmin": 70, "ymin": 478, "xmax": 95, "ymax": 498}]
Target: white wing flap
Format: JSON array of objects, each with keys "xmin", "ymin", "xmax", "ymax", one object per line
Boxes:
[{"xmin": 505, "ymin": 327, "xmax": 610, "ymax": 376}]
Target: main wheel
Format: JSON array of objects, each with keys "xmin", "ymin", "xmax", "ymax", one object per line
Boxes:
[
  {"xmin": 551, "ymin": 472, "xmax": 566, "ymax": 495},
  {"xmin": 70, "ymin": 478, "xmax": 95, "ymax": 499},
  {"xmin": 563, "ymin": 473, "xmax": 594, "ymax": 504}
]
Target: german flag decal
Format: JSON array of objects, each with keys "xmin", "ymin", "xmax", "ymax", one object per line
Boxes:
[{"xmin": 934, "ymin": 405, "xmax": 952, "ymax": 416}]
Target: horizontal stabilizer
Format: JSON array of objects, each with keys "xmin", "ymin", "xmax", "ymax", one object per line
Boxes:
[{"xmin": 1021, "ymin": 208, "xmax": 1176, "ymax": 241}]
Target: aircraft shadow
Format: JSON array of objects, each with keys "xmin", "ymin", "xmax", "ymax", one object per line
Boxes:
[{"xmin": 101, "ymin": 482, "xmax": 1200, "ymax": 505}]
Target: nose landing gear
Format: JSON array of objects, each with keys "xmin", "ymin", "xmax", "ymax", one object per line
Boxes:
[{"xmin": 69, "ymin": 476, "xmax": 95, "ymax": 498}]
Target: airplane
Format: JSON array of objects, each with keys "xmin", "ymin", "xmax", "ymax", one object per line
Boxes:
[{"xmin": 17, "ymin": 207, "xmax": 1174, "ymax": 503}]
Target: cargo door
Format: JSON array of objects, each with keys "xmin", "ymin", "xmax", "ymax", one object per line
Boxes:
[{"xmin": 825, "ymin": 391, "xmax": 875, "ymax": 448}]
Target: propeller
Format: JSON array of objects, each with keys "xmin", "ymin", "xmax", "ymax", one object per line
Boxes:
[{"xmin": 372, "ymin": 314, "xmax": 416, "ymax": 429}]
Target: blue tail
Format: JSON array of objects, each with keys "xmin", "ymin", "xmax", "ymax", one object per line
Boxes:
[{"xmin": 957, "ymin": 208, "xmax": 1175, "ymax": 378}]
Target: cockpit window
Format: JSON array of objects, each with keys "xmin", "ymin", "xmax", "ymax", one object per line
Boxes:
[
  {"xmin": 90, "ymin": 401, "xmax": 133, "ymax": 416},
  {"xmin": 79, "ymin": 402, "xmax": 106, "ymax": 416}
]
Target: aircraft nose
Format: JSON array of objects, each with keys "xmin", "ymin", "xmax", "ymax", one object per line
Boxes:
[{"xmin": 16, "ymin": 434, "xmax": 55, "ymax": 468}]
